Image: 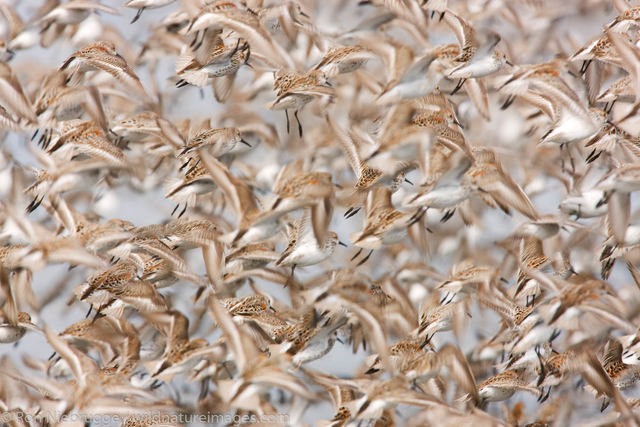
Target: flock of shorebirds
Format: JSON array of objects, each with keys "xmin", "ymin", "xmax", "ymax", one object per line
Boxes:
[{"xmin": 3, "ymin": 0, "xmax": 640, "ymax": 425}]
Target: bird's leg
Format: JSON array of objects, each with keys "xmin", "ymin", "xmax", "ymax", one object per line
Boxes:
[
  {"xmin": 439, "ymin": 292, "xmax": 449, "ymax": 304},
  {"xmin": 408, "ymin": 207, "xmax": 427, "ymax": 225},
  {"xmin": 294, "ymin": 110, "xmax": 303, "ymax": 137},
  {"xmin": 607, "ymin": 100, "xmax": 616, "ymax": 114},
  {"xmin": 357, "ymin": 249, "xmax": 374, "ymax": 266},
  {"xmin": 345, "ymin": 207, "xmax": 361, "ymax": 218},
  {"xmin": 451, "ymin": 78, "xmax": 467, "ymax": 95},
  {"xmin": 285, "ymin": 110, "xmax": 290, "ymax": 134},
  {"xmin": 501, "ymin": 95, "xmax": 515, "ymax": 110},
  {"xmin": 441, "ymin": 209, "xmax": 455, "ymax": 222},
  {"xmin": 535, "ymin": 347, "xmax": 546, "ymax": 386},
  {"xmin": 194, "ymin": 28, "xmax": 207, "ymax": 51},
  {"xmin": 131, "ymin": 7, "xmax": 145, "ymax": 24},
  {"xmin": 189, "ymin": 30, "xmax": 200, "ymax": 48},
  {"xmin": 446, "ymin": 293, "xmax": 456, "ymax": 305}
]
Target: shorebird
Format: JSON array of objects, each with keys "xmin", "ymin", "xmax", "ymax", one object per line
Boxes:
[
  {"xmin": 195, "ymin": 151, "xmax": 284, "ymax": 245},
  {"xmin": 125, "ymin": 0, "xmax": 176, "ymax": 24},
  {"xmin": 476, "ymin": 368, "xmax": 541, "ymax": 405},
  {"xmin": 272, "ymin": 170, "xmax": 335, "ymax": 243},
  {"xmin": 164, "ymin": 160, "xmax": 216, "ymax": 218},
  {"xmin": 178, "ymin": 127, "xmax": 250, "ymax": 159},
  {"xmin": 275, "ymin": 209, "xmax": 344, "ymax": 271},
  {"xmin": 327, "ymin": 114, "xmax": 417, "ymax": 216},
  {"xmin": 417, "ymin": 293, "xmax": 470, "ymax": 344},
  {"xmin": 349, "ymin": 186, "xmax": 419, "ymax": 266},
  {"xmin": 75, "ymin": 261, "xmax": 166, "ymax": 315},
  {"xmin": 34, "ymin": 71, "xmax": 108, "ymax": 132},
  {"xmin": 570, "ymin": 32, "xmax": 627, "ymax": 74},
  {"xmin": 269, "ymin": 70, "xmax": 334, "ymax": 137},
  {"xmin": 375, "ymin": 52, "xmax": 440, "ymax": 105},
  {"xmin": 175, "ymin": 38, "xmax": 250, "ymax": 102},
  {"xmin": 38, "ymin": 1, "xmax": 118, "ymax": 47},
  {"xmin": 314, "ymin": 45, "xmax": 375, "ymax": 77},
  {"xmin": 442, "ymin": 11, "xmax": 509, "ymax": 96},
  {"xmin": 464, "ymin": 147, "xmax": 540, "ymax": 220},
  {"xmin": 280, "ymin": 308, "xmax": 347, "ymax": 366},
  {"xmin": 0, "ymin": 268, "xmax": 41, "ymax": 343},
  {"xmin": 224, "ymin": 242, "xmax": 278, "ymax": 274},
  {"xmin": 144, "ymin": 310, "xmax": 216, "ymax": 382},
  {"xmin": 24, "ymin": 157, "xmax": 105, "ymax": 213},
  {"xmin": 0, "ymin": 62, "xmax": 38, "ymax": 125},
  {"xmin": 437, "ymin": 262, "xmax": 500, "ymax": 304},
  {"xmin": 515, "ymin": 236, "xmax": 551, "ymax": 306},
  {"xmin": 61, "ymin": 41, "xmax": 150, "ymax": 101}
]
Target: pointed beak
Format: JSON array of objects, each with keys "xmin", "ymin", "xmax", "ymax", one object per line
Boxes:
[
  {"xmin": 505, "ymin": 60, "xmax": 513, "ymax": 66},
  {"xmin": 299, "ymin": 10, "xmax": 310, "ymax": 18},
  {"xmin": 325, "ymin": 81, "xmax": 332, "ymax": 87},
  {"xmin": 453, "ymin": 118, "xmax": 464, "ymax": 129},
  {"xmin": 338, "ymin": 240, "xmax": 348, "ymax": 247},
  {"xmin": 240, "ymin": 138, "xmax": 251, "ymax": 147}
]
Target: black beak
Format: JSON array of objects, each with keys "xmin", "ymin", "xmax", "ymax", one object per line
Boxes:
[
  {"xmin": 505, "ymin": 60, "xmax": 513, "ymax": 66},
  {"xmin": 240, "ymin": 138, "xmax": 251, "ymax": 147},
  {"xmin": 299, "ymin": 10, "xmax": 310, "ymax": 18},
  {"xmin": 338, "ymin": 240, "xmax": 347, "ymax": 247},
  {"xmin": 453, "ymin": 118, "xmax": 464, "ymax": 129}
]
